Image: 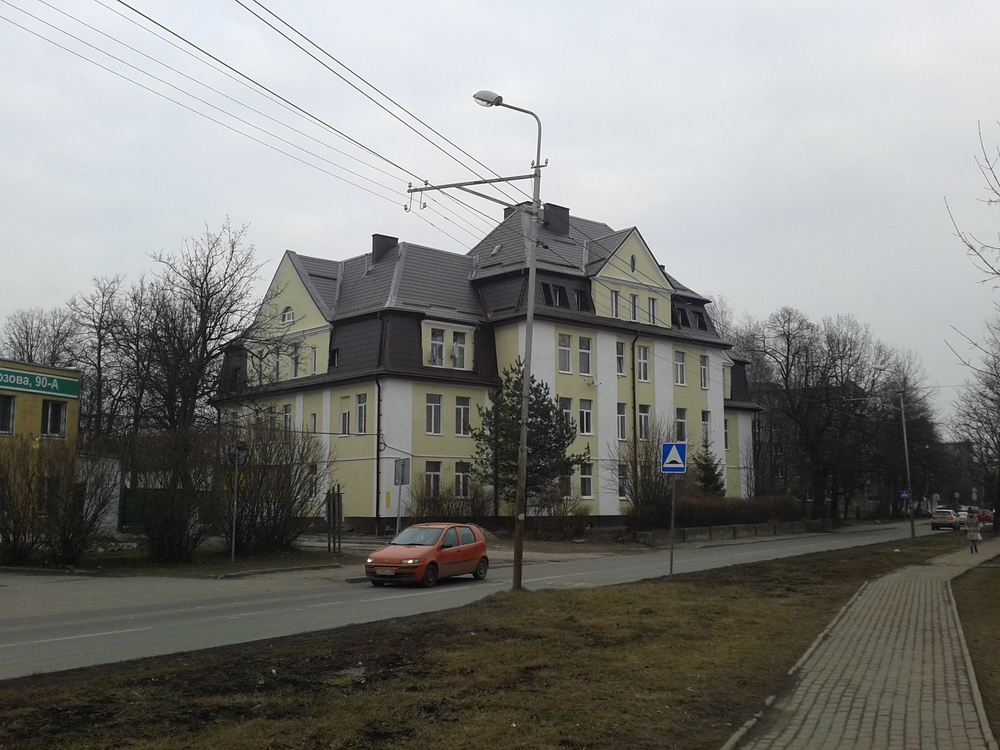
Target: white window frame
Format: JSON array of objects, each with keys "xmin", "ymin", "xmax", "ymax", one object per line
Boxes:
[
  {"xmin": 40, "ymin": 400, "xmax": 66, "ymax": 439},
  {"xmin": 426, "ymin": 394, "xmax": 442, "ymax": 435},
  {"xmin": 455, "ymin": 396, "xmax": 471, "ymax": 436},
  {"xmin": 311, "ymin": 346, "xmax": 317, "ymax": 374},
  {"xmin": 579, "ymin": 336, "xmax": 592, "ymax": 375},
  {"xmin": 425, "ymin": 461, "xmax": 441, "ymax": 497},
  {"xmin": 724, "ymin": 418, "xmax": 731, "ymax": 451},
  {"xmin": 280, "ymin": 307, "xmax": 294, "ymax": 325},
  {"xmin": 356, "ymin": 394, "xmax": 367, "ymax": 434},
  {"xmin": 630, "ymin": 294, "xmax": 639, "ymax": 322},
  {"xmin": 648, "ymin": 297, "xmax": 657, "ymax": 325},
  {"xmin": 339, "ymin": 401, "xmax": 350, "ymax": 435},
  {"xmin": 617, "ymin": 402, "xmax": 627, "ymax": 441},
  {"xmin": 580, "ymin": 463, "xmax": 594, "ymax": 498},
  {"xmin": 702, "ymin": 410, "xmax": 711, "ymax": 443},
  {"xmin": 618, "ymin": 463, "xmax": 627, "ymax": 499},
  {"xmin": 639, "ymin": 404, "xmax": 651, "ymax": 441},
  {"xmin": 579, "ymin": 399, "xmax": 593, "ymax": 435},
  {"xmin": 283, "ymin": 404, "xmax": 292, "ymax": 435},
  {"xmin": 675, "ymin": 351, "xmax": 687, "ymax": 386},
  {"xmin": 558, "ymin": 334, "xmax": 572, "ymax": 373},
  {"xmin": 700, "ymin": 355, "xmax": 709, "ymax": 389},
  {"xmin": 560, "ymin": 397, "xmax": 573, "ymax": 427},
  {"xmin": 430, "ymin": 328, "xmax": 445, "ymax": 366},
  {"xmin": 611, "ymin": 291, "xmax": 620, "ymax": 318},
  {"xmin": 452, "ymin": 331, "xmax": 467, "ymax": 369},
  {"xmin": 676, "ymin": 408, "xmax": 687, "ymax": 443},
  {"xmin": 616, "ymin": 342, "xmax": 626, "ymax": 376},
  {"xmin": 455, "ymin": 461, "xmax": 472, "ymax": 498},
  {"xmin": 637, "ymin": 345, "xmax": 649, "ymax": 382}
]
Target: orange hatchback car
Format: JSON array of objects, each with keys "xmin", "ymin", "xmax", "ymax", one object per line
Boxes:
[{"xmin": 365, "ymin": 523, "xmax": 489, "ymax": 588}]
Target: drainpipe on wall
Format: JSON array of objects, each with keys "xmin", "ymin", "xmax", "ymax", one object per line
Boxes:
[
  {"xmin": 374, "ymin": 311, "xmax": 387, "ymax": 536},
  {"xmin": 630, "ymin": 330, "xmax": 640, "ymax": 484}
]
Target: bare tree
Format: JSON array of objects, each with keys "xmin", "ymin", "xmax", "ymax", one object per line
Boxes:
[{"xmin": 1, "ymin": 307, "xmax": 79, "ymax": 367}]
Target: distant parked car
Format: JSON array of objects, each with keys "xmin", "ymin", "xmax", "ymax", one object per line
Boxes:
[
  {"xmin": 931, "ymin": 509, "xmax": 961, "ymax": 531},
  {"xmin": 365, "ymin": 523, "xmax": 489, "ymax": 588},
  {"xmin": 977, "ymin": 510, "xmax": 993, "ymax": 526}
]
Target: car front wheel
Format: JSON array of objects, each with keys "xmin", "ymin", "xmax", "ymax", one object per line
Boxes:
[
  {"xmin": 421, "ymin": 563, "xmax": 439, "ymax": 588},
  {"xmin": 473, "ymin": 557, "xmax": 489, "ymax": 580}
]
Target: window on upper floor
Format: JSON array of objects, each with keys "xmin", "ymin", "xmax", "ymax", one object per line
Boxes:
[
  {"xmin": 639, "ymin": 404, "xmax": 651, "ymax": 441},
  {"xmin": 672, "ymin": 305, "xmax": 689, "ymax": 328},
  {"xmin": 724, "ymin": 418, "xmax": 731, "ymax": 451},
  {"xmin": 280, "ymin": 307, "xmax": 294, "ymax": 325},
  {"xmin": 648, "ymin": 298, "xmax": 657, "ymax": 325},
  {"xmin": 693, "ymin": 311, "xmax": 708, "ymax": 330},
  {"xmin": 331, "ymin": 348, "xmax": 340, "ymax": 368},
  {"xmin": 630, "ymin": 294, "xmax": 639, "ymax": 322},
  {"xmin": 616, "ymin": 342, "xmax": 626, "ymax": 376},
  {"xmin": 579, "ymin": 399, "xmax": 593, "ymax": 435},
  {"xmin": 700, "ymin": 355, "xmax": 710, "ymax": 389},
  {"xmin": 426, "ymin": 394, "xmax": 442, "ymax": 435},
  {"xmin": 617, "ymin": 402, "xmax": 627, "ymax": 441},
  {"xmin": 558, "ymin": 334, "xmax": 572, "ymax": 373},
  {"xmin": 541, "ymin": 283, "xmax": 570, "ymax": 308},
  {"xmin": 676, "ymin": 408, "xmax": 687, "ymax": 443},
  {"xmin": 560, "ymin": 397, "xmax": 573, "ymax": 428},
  {"xmin": 311, "ymin": 346, "xmax": 317, "ymax": 374},
  {"xmin": 452, "ymin": 332, "xmax": 467, "ymax": 369},
  {"xmin": 356, "ymin": 394, "xmax": 367, "ymax": 434},
  {"xmin": 579, "ymin": 337, "xmax": 592, "ymax": 375},
  {"xmin": 702, "ymin": 411, "xmax": 711, "ymax": 442},
  {"xmin": 339, "ymin": 397, "xmax": 350, "ymax": 435},
  {"xmin": 575, "ymin": 289, "xmax": 592, "ymax": 312},
  {"xmin": 455, "ymin": 396, "xmax": 471, "ymax": 436},
  {"xmin": 611, "ymin": 291, "xmax": 620, "ymax": 318},
  {"xmin": 430, "ymin": 328, "xmax": 445, "ymax": 366},
  {"xmin": 675, "ymin": 351, "xmax": 686, "ymax": 386},
  {"xmin": 637, "ymin": 346, "xmax": 649, "ymax": 382}
]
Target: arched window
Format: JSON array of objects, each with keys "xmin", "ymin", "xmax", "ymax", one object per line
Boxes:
[
  {"xmin": 280, "ymin": 307, "xmax": 294, "ymax": 324},
  {"xmin": 630, "ymin": 255, "xmax": 636, "ymax": 273}
]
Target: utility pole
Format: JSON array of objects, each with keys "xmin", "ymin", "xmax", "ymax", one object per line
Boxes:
[{"xmin": 409, "ymin": 90, "xmax": 545, "ymax": 591}]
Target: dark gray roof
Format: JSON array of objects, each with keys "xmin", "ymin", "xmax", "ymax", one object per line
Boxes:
[{"xmin": 291, "ymin": 243, "xmax": 483, "ymax": 325}]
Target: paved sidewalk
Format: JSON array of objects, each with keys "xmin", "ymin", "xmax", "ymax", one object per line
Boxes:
[{"xmin": 734, "ymin": 538, "xmax": 1000, "ymax": 750}]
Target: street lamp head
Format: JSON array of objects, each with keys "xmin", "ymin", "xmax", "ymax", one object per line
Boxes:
[{"xmin": 473, "ymin": 89, "xmax": 503, "ymax": 107}]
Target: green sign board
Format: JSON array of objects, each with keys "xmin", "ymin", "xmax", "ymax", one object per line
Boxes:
[{"xmin": 0, "ymin": 367, "xmax": 79, "ymax": 399}]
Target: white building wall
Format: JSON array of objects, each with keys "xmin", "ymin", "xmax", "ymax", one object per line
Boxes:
[
  {"xmin": 377, "ymin": 377, "xmax": 414, "ymax": 521},
  {"xmin": 595, "ymin": 329, "xmax": 622, "ymax": 516}
]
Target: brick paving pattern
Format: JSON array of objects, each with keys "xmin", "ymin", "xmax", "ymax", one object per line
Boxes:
[{"xmin": 738, "ymin": 541, "xmax": 999, "ymax": 750}]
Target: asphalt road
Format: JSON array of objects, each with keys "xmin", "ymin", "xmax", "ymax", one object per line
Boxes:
[{"xmin": 0, "ymin": 522, "xmax": 933, "ymax": 681}]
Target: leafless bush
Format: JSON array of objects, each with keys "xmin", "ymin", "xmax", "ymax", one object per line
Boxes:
[{"xmin": 530, "ymin": 482, "xmax": 591, "ymax": 541}]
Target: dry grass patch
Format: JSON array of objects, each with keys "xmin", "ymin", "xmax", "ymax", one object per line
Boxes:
[
  {"xmin": 0, "ymin": 533, "xmax": 967, "ymax": 750},
  {"xmin": 952, "ymin": 550, "xmax": 1000, "ymax": 741}
]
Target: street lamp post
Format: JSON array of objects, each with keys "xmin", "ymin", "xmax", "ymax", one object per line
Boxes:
[{"xmin": 473, "ymin": 90, "xmax": 543, "ymax": 591}]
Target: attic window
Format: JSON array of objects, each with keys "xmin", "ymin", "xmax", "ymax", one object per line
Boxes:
[
  {"xmin": 575, "ymin": 289, "xmax": 593, "ymax": 312},
  {"xmin": 672, "ymin": 306, "xmax": 690, "ymax": 328},
  {"xmin": 280, "ymin": 307, "xmax": 294, "ymax": 325},
  {"xmin": 541, "ymin": 283, "xmax": 570, "ymax": 308},
  {"xmin": 693, "ymin": 311, "xmax": 708, "ymax": 330}
]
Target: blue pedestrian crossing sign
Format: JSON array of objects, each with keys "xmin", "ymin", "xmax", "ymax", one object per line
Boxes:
[{"xmin": 661, "ymin": 442, "xmax": 687, "ymax": 473}]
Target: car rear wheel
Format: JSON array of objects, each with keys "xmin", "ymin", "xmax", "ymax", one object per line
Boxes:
[
  {"xmin": 473, "ymin": 557, "xmax": 489, "ymax": 580},
  {"xmin": 421, "ymin": 563, "xmax": 439, "ymax": 588}
]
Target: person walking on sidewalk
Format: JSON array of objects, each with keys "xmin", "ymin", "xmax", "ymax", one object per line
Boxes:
[{"xmin": 967, "ymin": 511, "xmax": 981, "ymax": 553}]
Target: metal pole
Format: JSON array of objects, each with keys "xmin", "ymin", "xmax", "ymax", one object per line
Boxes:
[
  {"xmin": 669, "ymin": 473, "xmax": 677, "ymax": 579},
  {"xmin": 900, "ymin": 392, "xmax": 915, "ymax": 538},
  {"xmin": 506, "ymin": 104, "xmax": 542, "ymax": 592},
  {"xmin": 231, "ymin": 458, "xmax": 238, "ymax": 564}
]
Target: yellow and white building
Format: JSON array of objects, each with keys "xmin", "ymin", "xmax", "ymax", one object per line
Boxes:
[
  {"xmin": 219, "ymin": 204, "xmax": 758, "ymax": 531},
  {"xmin": 0, "ymin": 358, "xmax": 81, "ymax": 442}
]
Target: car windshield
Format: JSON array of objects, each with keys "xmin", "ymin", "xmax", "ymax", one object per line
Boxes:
[{"xmin": 390, "ymin": 527, "xmax": 444, "ymax": 547}]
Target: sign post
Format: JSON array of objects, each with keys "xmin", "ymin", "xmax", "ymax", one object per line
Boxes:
[
  {"xmin": 394, "ymin": 458, "xmax": 410, "ymax": 536},
  {"xmin": 227, "ymin": 440, "xmax": 248, "ymax": 564},
  {"xmin": 661, "ymin": 443, "xmax": 688, "ymax": 579}
]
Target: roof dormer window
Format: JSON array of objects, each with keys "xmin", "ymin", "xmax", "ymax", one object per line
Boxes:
[{"xmin": 280, "ymin": 307, "xmax": 295, "ymax": 325}]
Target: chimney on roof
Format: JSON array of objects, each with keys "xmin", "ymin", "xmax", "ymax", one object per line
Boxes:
[
  {"xmin": 503, "ymin": 202, "xmax": 532, "ymax": 220},
  {"xmin": 543, "ymin": 203, "xmax": 570, "ymax": 235},
  {"xmin": 372, "ymin": 234, "xmax": 397, "ymax": 264}
]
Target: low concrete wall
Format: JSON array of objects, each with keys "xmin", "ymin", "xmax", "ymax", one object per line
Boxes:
[{"xmin": 635, "ymin": 519, "xmax": 829, "ymax": 547}]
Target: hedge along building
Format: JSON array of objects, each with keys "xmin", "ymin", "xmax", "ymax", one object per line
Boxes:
[
  {"xmin": 218, "ymin": 204, "xmax": 758, "ymax": 532},
  {"xmin": 0, "ymin": 357, "xmax": 81, "ymax": 442}
]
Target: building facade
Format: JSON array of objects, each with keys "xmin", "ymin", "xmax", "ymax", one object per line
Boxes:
[
  {"xmin": 220, "ymin": 204, "xmax": 758, "ymax": 530},
  {"xmin": 0, "ymin": 358, "xmax": 81, "ymax": 442}
]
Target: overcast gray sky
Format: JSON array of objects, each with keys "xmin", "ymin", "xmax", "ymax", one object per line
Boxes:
[{"xmin": 2, "ymin": 1, "xmax": 999, "ymax": 423}]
